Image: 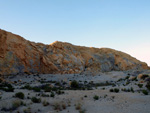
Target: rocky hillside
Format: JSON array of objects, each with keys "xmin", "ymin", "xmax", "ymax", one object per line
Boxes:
[{"xmin": 0, "ymin": 29, "xmax": 149, "ymax": 75}]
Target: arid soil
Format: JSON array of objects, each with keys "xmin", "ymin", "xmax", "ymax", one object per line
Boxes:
[{"xmin": 0, "ymin": 70, "xmax": 150, "ymax": 113}]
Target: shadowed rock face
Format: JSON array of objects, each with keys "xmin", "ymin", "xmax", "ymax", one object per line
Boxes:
[{"xmin": 0, "ymin": 29, "xmax": 149, "ymax": 75}]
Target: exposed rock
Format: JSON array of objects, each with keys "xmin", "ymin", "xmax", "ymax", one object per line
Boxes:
[
  {"xmin": 0, "ymin": 29, "xmax": 149, "ymax": 75},
  {"xmin": 129, "ymin": 76, "xmax": 136, "ymax": 80},
  {"xmin": 137, "ymin": 74, "xmax": 150, "ymax": 79}
]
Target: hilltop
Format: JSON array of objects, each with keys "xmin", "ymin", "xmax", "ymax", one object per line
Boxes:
[{"xmin": 0, "ymin": 29, "xmax": 149, "ymax": 75}]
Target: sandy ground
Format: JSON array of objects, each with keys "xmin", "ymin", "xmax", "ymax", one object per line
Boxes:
[{"xmin": 0, "ymin": 71, "xmax": 150, "ymax": 113}]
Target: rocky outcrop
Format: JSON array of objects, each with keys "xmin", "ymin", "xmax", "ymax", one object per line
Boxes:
[{"xmin": 0, "ymin": 29, "xmax": 149, "ymax": 75}]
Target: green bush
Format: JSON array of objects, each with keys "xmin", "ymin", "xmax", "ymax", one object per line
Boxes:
[
  {"xmin": 110, "ymin": 88, "xmax": 119, "ymax": 93},
  {"xmin": 32, "ymin": 87, "xmax": 41, "ymax": 92},
  {"xmin": 22, "ymin": 85, "xmax": 32, "ymax": 90},
  {"xmin": 114, "ymin": 88, "xmax": 119, "ymax": 93},
  {"xmin": 84, "ymin": 95, "xmax": 87, "ymax": 98},
  {"xmin": 15, "ymin": 92, "xmax": 24, "ymax": 99},
  {"xmin": 0, "ymin": 83, "xmax": 14, "ymax": 92},
  {"xmin": 44, "ymin": 86, "xmax": 51, "ymax": 92},
  {"xmin": 93, "ymin": 95, "xmax": 99, "ymax": 100},
  {"xmin": 31, "ymin": 97, "xmax": 41, "ymax": 103},
  {"xmin": 130, "ymin": 87, "xmax": 134, "ymax": 93},
  {"xmin": 126, "ymin": 81, "xmax": 130, "ymax": 85},
  {"xmin": 41, "ymin": 93, "xmax": 49, "ymax": 97},
  {"xmin": 50, "ymin": 92, "xmax": 55, "ymax": 97},
  {"xmin": 138, "ymin": 84, "xmax": 143, "ymax": 88},
  {"xmin": 146, "ymin": 81, "xmax": 150, "ymax": 91},
  {"xmin": 142, "ymin": 90, "xmax": 148, "ymax": 95},
  {"xmin": 125, "ymin": 76, "xmax": 129, "ymax": 80},
  {"xmin": 71, "ymin": 80, "xmax": 79, "ymax": 89},
  {"xmin": 79, "ymin": 109, "xmax": 86, "ymax": 113},
  {"xmin": 109, "ymin": 89, "xmax": 114, "ymax": 92}
]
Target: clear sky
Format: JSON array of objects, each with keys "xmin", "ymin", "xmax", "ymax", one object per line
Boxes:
[{"xmin": 0, "ymin": 0, "xmax": 150, "ymax": 66}]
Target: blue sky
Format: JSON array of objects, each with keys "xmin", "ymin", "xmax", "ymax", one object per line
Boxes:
[{"xmin": 0, "ymin": 0, "xmax": 150, "ymax": 65}]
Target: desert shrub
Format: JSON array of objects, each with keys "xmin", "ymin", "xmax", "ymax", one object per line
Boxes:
[
  {"xmin": 32, "ymin": 87, "xmax": 41, "ymax": 92},
  {"xmin": 75, "ymin": 103, "xmax": 81, "ymax": 110},
  {"xmin": 50, "ymin": 92, "xmax": 55, "ymax": 97},
  {"xmin": 0, "ymin": 79, "xmax": 2, "ymax": 83},
  {"xmin": 87, "ymin": 87, "xmax": 93, "ymax": 90},
  {"xmin": 142, "ymin": 90, "xmax": 148, "ymax": 95},
  {"xmin": 22, "ymin": 85, "xmax": 41, "ymax": 92},
  {"xmin": 15, "ymin": 92, "xmax": 24, "ymax": 99},
  {"xmin": 141, "ymin": 74, "xmax": 149, "ymax": 80},
  {"xmin": 54, "ymin": 103, "xmax": 61, "ymax": 111},
  {"xmin": 31, "ymin": 97, "xmax": 41, "ymax": 103},
  {"xmin": 56, "ymin": 90, "xmax": 64, "ymax": 95},
  {"xmin": 109, "ymin": 89, "xmax": 114, "ymax": 92},
  {"xmin": 104, "ymin": 94, "xmax": 108, "ymax": 98},
  {"xmin": 67, "ymin": 100, "xmax": 71, "ymax": 107},
  {"xmin": 21, "ymin": 85, "xmax": 32, "ymax": 90},
  {"xmin": 84, "ymin": 95, "xmax": 87, "ymax": 98},
  {"xmin": 117, "ymin": 78, "xmax": 124, "ymax": 82},
  {"xmin": 12, "ymin": 100, "xmax": 24, "ymax": 110},
  {"xmin": 55, "ymin": 82, "xmax": 61, "ymax": 86},
  {"xmin": 41, "ymin": 93, "xmax": 49, "ymax": 97},
  {"xmin": 126, "ymin": 81, "xmax": 130, "ymax": 85},
  {"xmin": 122, "ymin": 88, "xmax": 133, "ymax": 92},
  {"xmin": 27, "ymin": 96, "xmax": 30, "ymax": 99},
  {"xmin": 79, "ymin": 109, "xmax": 86, "ymax": 113},
  {"xmin": 125, "ymin": 76, "xmax": 130, "ymax": 80},
  {"xmin": 42, "ymin": 100, "xmax": 49, "ymax": 106},
  {"xmin": 62, "ymin": 103, "xmax": 66, "ymax": 109},
  {"xmin": 110, "ymin": 88, "xmax": 119, "ymax": 93},
  {"xmin": 114, "ymin": 88, "xmax": 119, "ymax": 93},
  {"xmin": 93, "ymin": 95, "xmax": 99, "ymax": 100},
  {"xmin": 132, "ymin": 77, "xmax": 138, "ymax": 81},
  {"xmin": 138, "ymin": 84, "xmax": 143, "ymax": 88},
  {"xmin": 146, "ymin": 81, "xmax": 150, "ymax": 91},
  {"xmin": 122, "ymin": 88, "xmax": 130, "ymax": 92},
  {"xmin": 23, "ymin": 108, "xmax": 31, "ymax": 113},
  {"xmin": 51, "ymin": 87, "xmax": 58, "ymax": 91},
  {"xmin": 130, "ymin": 87, "xmax": 134, "ymax": 93},
  {"xmin": 0, "ymin": 83, "xmax": 14, "ymax": 92},
  {"xmin": 71, "ymin": 80, "xmax": 79, "ymax": 89},
  {"xmin": 44, "ymin": 86, "xmax": 51, "ymax": 92},
  {"xmin": 111, "ymin": 96, "xmax": 115, "ymax": 99},
  {"xmin": 128, "ymin": 89, "xmax": 131, "ymax": 92},
  {"xmin": 102, "ymin": 87, "xmax": 105, "ymax": 90},
  {"xmin": 95, "ymin": 82, "xmax": 115, "ymax": 87}
]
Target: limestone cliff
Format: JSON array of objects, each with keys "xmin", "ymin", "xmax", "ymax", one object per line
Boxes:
[{"xmin": 0, "ymin": 29, "xmax": 149, "ymax": 75}]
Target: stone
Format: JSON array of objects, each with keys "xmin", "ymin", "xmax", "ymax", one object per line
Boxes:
[{"xmin": 0, "ymin": 29, "xmax": 149, "ymax": 75}]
